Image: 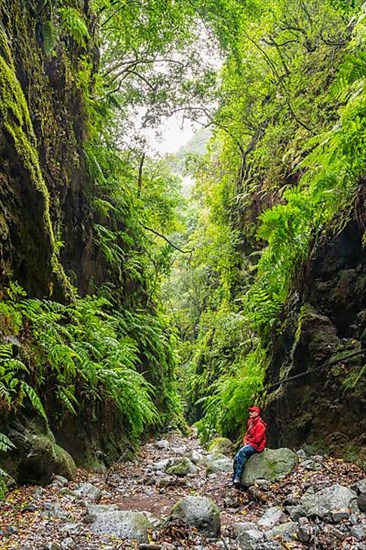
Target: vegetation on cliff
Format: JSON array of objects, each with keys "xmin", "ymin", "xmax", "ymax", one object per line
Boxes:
[{"xmin": 1, "ymin": 0, "xmax": 366, "ymax": 489}]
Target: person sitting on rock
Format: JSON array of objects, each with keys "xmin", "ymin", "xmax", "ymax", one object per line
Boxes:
[{"xmin": 232, "ymin": 405, "xmax": 267, "ymax": 487}]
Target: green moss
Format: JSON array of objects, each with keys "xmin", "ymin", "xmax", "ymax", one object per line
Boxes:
[{"xmin": 0, "ymin": 29, "xmax": 74, "ymax": 298}]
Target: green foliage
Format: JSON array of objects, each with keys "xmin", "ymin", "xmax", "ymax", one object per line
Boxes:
[
  {"xmin": 164, "ymin": 0, "xmax": 366, "ymax": 442},
  {"xmin": 58, "ymin": 7, "xmax": 90, "ymax": 47}
]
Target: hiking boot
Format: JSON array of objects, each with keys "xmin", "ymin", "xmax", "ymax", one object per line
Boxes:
[{"xmin": 233, "ymin": 477, "xmax": 241, "ymax": 487}]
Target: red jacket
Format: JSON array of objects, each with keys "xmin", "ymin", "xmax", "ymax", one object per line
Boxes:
[{"xmin": 243, "ymin": 416, "xmax": 267, "ymax": 452}]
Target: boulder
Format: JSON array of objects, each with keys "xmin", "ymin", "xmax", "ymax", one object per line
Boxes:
[
  {"xmin": 186, "ymin": 449, "xmax": 204, "ymax": 464},
  {"xmin": 241, "ymin": 448, "xmax": 297, "ymax": 487},
  {"xmin": 90, "ymin": 510, "xmax": 155, "ymax": 542},
  {"xmin": 6, "ymin": 420, "xmax": 76, "ymax": 484},
  {"xmin": 207, "ymin": 437, "xmax": 234, "ymax": 456},
  {"xmin": 297, "ymin": 484, "xmax": 357, "ymax": 519},
  {"xmin": 205, "ymin": 453, "xmax": 232, "ymax": 475},
  {"xmin": 352, "ymin": 478, "xmax": 366, "ymax": 495},
  {"xmin": 170, "ymin": 496, "xmax": 220, "ymax": 536},
  {"xmin": 166, "ymin": 457, "xmax": 197, "ymax": 476}
]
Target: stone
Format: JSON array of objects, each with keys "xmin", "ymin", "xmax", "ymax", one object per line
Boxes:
[
  {"xmin": 258, "ymin": 506, "xmax": 285, "ymax": 529},
  {"xmin": 152, "ymin": 458, "xmax": 171, "ymax": 472},
  {"xmin": 266, "ymin": 522, "xmax": 297, "ymax": 541},
  {"xmin": 234, "ymin": 522, "xmax": 264, "ymax": 549},
  {"xmin": 52, "ymin": 475, "xmax": 69, "ymax": 487},
  {"xmin": 207, "ymin": 438, "xmax": 234, "ymax": 457},
  {"xmin": 352, "ymin": 479, "xmax": 366, "ymax": 495},
  {"xmin": 166, "ymin": 457, "xmax": 197, "ymax": 477},
  {"xmin": 187, "ymin": 449, "xmax": 204, "ymax": 464},
  {"xmin": 331, "ymin": 508, "xmax": 351, "ymax": 522},
  {"xmin": 8, "ymin": 419, "xmax": 76, "ymax": 484},
  {"xmin": 350, "ymin": 525, "xmax": 365, "ymax": 540},
  {"xmin": 358, "ymin": 492, "xmax": 366, "ymax": 512},
  {"xmin": 90, "ymin": 510, "xmax": 155, "ymax": 542},
  {"xmin": 241, "ymin": 448, "xmax": 297, "ymax": 487},
  {"xmin": 155, "ymin": 439, "xmax": 170, "ymax": 450},
  {"xmin": 205, "ymin": 453, "xmax": 232, "ymax": 475},
  {"xmin": 298, "ymin": 484, "xmax": 357, "ymax": 519},
  {"xmin": 73, "ymin": 482, "xmax": 101, "ymax": 503},
  {"xmin": 170, "ymin": 496, "xmax": 220, "ymax": 537},
  {"xmin": 296, "ymin": 518, "xmax": 312, "ymax": 543}
]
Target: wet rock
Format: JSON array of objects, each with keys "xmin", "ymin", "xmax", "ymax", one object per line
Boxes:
[
  {"xmin": 170, "ymin": 496, "xmax": 220, "ymax": 537},
  {"xmin": 298, "ymin": 484, "xmax": 357, "ymax": 519},
  {"xmin": 258, "ymin": 506, "xmax": 285, "ymax": 529},
  {"xmin": 90, "ymin": 510, "xmax": 155, "ymax": 542},
  {"xmin": 73, "ymin": 482, "xmax": 101, "ymax": 503},
  {"xmin": 242, "ymin": 448, "xmax": 297, "ymax": 487},
  {"xmin": 166, "ymin": 457, "xmax": 197, "ymax": 477},
  {"xmin": 207, "ymin": 438, "xmax": 234, "ymax": 457},
  {"xmin": 205, "ymin": 453, "xmax": 232, "ymax": 475}
]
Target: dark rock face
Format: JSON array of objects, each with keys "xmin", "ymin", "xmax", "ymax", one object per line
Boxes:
[
  {"xmin": 0, "ymin": 0, "xmax": 98, "ymax": 299},
  {"xmin": 265, "ymin": 216, "xmax": 366, "ymax": 460}
]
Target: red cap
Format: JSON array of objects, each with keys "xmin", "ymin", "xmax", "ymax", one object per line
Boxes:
[{"xmin": 249, "ymin": 406, "xmax": 261, "ymax": 414}]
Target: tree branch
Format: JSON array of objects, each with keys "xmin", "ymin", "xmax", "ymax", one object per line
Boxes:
[{"xmin": 140, "ymin": 223, "xmax": 193, "ymax": 255}]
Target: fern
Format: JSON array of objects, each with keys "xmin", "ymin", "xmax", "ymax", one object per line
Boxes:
[
  {"xmin": 0, "ymin": 433, "xmax": 15, "ymax": 453},
  {"xmin": 58, "ymin": 7, "xmax": 89, "ymax": 46},
  {"xmin": 43, "ymin": 20, "xmax": 58, "ymax": 55}
]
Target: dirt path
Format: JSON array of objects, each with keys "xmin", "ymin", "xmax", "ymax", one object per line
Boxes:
[{"xmin": 0, "ymin": 430, "xmax": 364, "ymax": 549}]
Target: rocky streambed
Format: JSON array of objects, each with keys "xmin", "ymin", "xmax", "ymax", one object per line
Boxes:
[{"xmin": 0, "ymin": 430, "xmax": 365, "ymax": 549}]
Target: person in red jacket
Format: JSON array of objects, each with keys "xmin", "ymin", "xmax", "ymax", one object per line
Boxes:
[{"xmin": 232, "ymin": 405, "xmax": 267, "ymax": 487}]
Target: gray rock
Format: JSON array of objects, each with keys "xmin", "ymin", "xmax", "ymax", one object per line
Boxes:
[
  {"xmin": 298, "ymin": 484, "xmax": 357, "ymax": 519},
  {"xmin": 52, "ymin": 475, "xmax": 69, "ymax": 487},
  {"xmin": 207, "ymin": 438, "xmax": 234, "ymax": 457},
  {"xmin": 286, "ymin": 505, "xmax": 303, "ymax": 520},
  {"xmin": 205, "ymin": 453, "xmax": 232, "ymax": 475},
  {"xmin": 60, "ymin": 538, "xmax": 75, "ymax": 549},
  {"xmin": 352, "ymin": 478, "xmax": 366, "ymax": 495},
  {"xmin": 166, "ymin": 457, "xmax": 197, "ymax": 476},
  {"xmin": 266, "ymin": 522, "xmax": 297, "ymax": 541},
  {"xmin": 73, "ymin": 482, "xmax": 101, "ymax": 503},
  {"xmin": 90, "ymin": 510, "xmax": 154, "ymax": 542},
  {"xmin": 152, "ymin": 458, "xmax": 171, "ymax": 472},
  {"xmin": 87, "ymin": 504, "xmax": 119, "ymax": 515},
  {"xmin": 350, "ymin": 525, "xmax": 365, "ymax": 540},
  {"xmin": 170, "ymin": 496, "xmax": 220, "ymax": 537},
  {"xmin": 155, "ymin": 439, "xmax": 170, "ymax": 450},
  {"xmin": 187, "ymin": 449, "xmax": 204, "ymax": 464},
  {"xmin": 296, "ymin": 517, "xmax": 312, "ymax": 543},
  {"xmin": 242, "ymin": 448, "xmax": 297, "ymax": 487},
  {"xmin": 296, "ymin": 449, "xmax": 307, "ymax": 459},
  {"xmin": 258, "ymin": 506, "xmax": 285, "ymax": 529},
  {"xmin": 232, "ymin": 522, "xmax": 266, "ymax": 549},
  {"xmin": 331, "ymin": 508, "xmax": 351, "ymax": 522}
]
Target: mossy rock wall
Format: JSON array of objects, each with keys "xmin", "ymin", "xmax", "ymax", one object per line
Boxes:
[
  {"xmin": 264, "ymin": 217, "xmax": 366, "ymax": 463},
  {"xmin": 0, "ymin": 0, "xmax": 98, "ymax": 298}
]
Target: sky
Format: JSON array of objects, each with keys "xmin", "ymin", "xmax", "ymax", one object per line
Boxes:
[{"xmin": 141, "ymin": 115, "xmax": 199, "ymax": 155}]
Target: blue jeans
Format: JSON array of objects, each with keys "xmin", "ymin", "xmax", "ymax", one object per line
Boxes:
[{"xmin": 233, "ymin": 444, "xmax": 255, "ymax": 480}]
